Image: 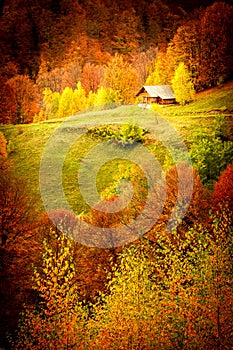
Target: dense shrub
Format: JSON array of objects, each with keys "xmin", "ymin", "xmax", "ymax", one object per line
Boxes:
[
  {"xmin": 87, "ymin": 123, "xmax": 148, "ymax": 147},
  {"xmin": 190, "ymin": 131, "xmax": 233, "ymax": 187}
]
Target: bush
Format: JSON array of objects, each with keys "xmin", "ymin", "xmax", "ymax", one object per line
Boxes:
[
  {"xmin": 190, "ymin": 130, "xmax": 233, "ymax": 187},
  {"xmin": 87, "ymin": 123, "xmax": 148, "ymax": 147},
  {"xmin": 116, "ymin": 123, "xmax": 148, "ymax": 146}
]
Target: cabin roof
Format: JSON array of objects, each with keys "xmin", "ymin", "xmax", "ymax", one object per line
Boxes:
[{"xmin": 136, "ymin": 85, "xmax": 175, "ymax": 100}]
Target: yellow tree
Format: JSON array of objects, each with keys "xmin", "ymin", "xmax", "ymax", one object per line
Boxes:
[
  {"xmin": 88, "ymin": 244, "xmax": 158, "ymax": 349},
  {"xmin": 86, "ymin": 90, "xmax": 96, "ymax": 109},
  {"xmin": 94, "ymin": 86, "xmax": 109, "ymax": 106},
  {"xmin": 104, "ymin": 54, "xmax": 139, "ymax": 103},
  {"xmin": 42, "ymin": 88, "xmax": 60, "ymax": 120},
  {"xmin": 57, "ymin": 87, "xmax": 73, "ymax": 118},
  {"xmin": 49, "ymin": 92, "xmax": 60, "ymax": 120},
  {"xmin": 71, "ymin": 81, "xmax": 87, "ymax": 113},
  {"xmin": 12, "ymin": 230, "xmax": 87, "ymax": 350},
  {"xmin": 172, "ymin": 62, "xmax": 195, "ymax": 105},
  {"xmin": 166, "ymin": 22, "xmax": 199, "ymax": 85},
  {"xmin": 146, "ymin": 51, "xmax": 173, "ymax": 85},
  {"xmin": 88, "ymin": 211, "xmax": 233, "ymax": 349}
]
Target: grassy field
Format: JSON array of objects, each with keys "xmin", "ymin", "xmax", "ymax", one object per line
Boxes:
[
  {"xmin": 1, "ymin": 82, "xmax": 232, "ymax": 215},
  {"xmin": 162, "ymin": 80, "xmax": 233, "ymax": 115}
]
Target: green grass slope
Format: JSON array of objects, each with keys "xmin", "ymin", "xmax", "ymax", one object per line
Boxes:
[
  {"xmin": 162, "ymin": 80, "xmax": 233, "ymax": 116},
  {"xmin": 1, "ymin": 82, "xmax": 232, "ymax": 214}
]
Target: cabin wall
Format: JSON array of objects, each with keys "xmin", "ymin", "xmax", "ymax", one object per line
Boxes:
[
  {"xmin": 136, "ymin": 92, "xmax": 175, "ymax": 105},
  {"xmin": 160, "ymin": 98, "xmax": 176, "ymax": 105},
  {"xmin": 137, "ymin": 92, "xmax": 151, "ymax": 104}
]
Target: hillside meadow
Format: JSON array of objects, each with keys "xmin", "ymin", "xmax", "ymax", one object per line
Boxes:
[
  {"xmin": 1, "ymin": 1, "xmax": 233, "ymax": 347},
  {"xmin": 1, "ymin": 83, "xmax": 233, "ymax": 216},
  {"xmin": 0, "ymin": 82, "xmax": 233, "ymax": 350},
  {"xmin": 0, "ymin": 111, "xmax": 218, "ymax": 214}
]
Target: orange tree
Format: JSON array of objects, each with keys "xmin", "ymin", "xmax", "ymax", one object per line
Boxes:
[
  {"xmin": 6, "ymin": 74, "xmax": 40, "ymax": 124},
  {"xmin": 166, "ymin": 2, "xmax": 233, "ymax": 90},
  {"xmin": 0, "ymin": 165, "xmax": 41, "ymax": 348},
  {"xmin": 212, "ymin": 162, "xmax": 233, "ymax": 214},
  {"xmin": 0, "ymin": 83, "xmax": 17, "ymax": 124}
]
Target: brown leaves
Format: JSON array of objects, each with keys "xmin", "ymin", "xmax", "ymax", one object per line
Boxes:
[
  {"xmin": 212, "ymin": 162, "xmax": 233, "ymax": 214},
  {"xmin": 0, "ymin": 83, "xmax": 17, "ymax": 124},
  {"xmin": 6, "ymin": 75, "xmax": 40, "ymax": 124},
  {"xmin": 0, "ymin": 168, "xmax": 41, "ymax": 344},
  {"xmin": 148, "ymin": 163, "xmax": 210, "ymax": 241}
]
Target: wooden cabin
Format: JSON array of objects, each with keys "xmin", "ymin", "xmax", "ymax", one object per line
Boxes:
[{"xmin": 136, "ymin": 85, "xmax": 176, "ymax": 105}]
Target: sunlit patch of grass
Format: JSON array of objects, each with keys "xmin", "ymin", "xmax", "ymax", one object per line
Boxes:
[{"xmin": 161, "ymin": 84, "xmax": 233, "ymax": 116}]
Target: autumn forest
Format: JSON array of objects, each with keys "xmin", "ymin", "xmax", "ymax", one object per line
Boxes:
[{"xmin": 0, "ymin": 0, "xmax": 233, "ymax": 349}]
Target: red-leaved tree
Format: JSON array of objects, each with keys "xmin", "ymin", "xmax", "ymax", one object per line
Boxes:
[{"xmin": 212, "ymin": 163, "xmax": 233, "ymax": 215}]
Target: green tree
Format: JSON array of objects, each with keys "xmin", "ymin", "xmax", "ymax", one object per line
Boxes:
[
  {"xmin": 149, "ymin": 213, "xmax": 233, "ymax": 349},
  {"xmin": 50, "ymin": 92, "xmax": 61, "ymax": 119},
  {"xmin": 190, "ymin": 130, "xmax": 233, "ymax": 187},
  {"xmin": 172, "ymin": 62, "xmax": 195, "ymax": 105}
]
